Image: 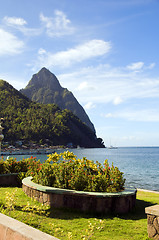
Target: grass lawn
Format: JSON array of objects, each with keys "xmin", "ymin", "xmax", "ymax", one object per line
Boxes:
[{"xmin": 0, "ymin": 187, "xmax": 158, "ymax": 239}]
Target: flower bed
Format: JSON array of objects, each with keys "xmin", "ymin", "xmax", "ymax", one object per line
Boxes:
[
  {"xmin": 22, "ymin": 151, "xmax": 136, "ymax": 213},
  {"xmin": 28, "ymin": 151, "xmax": 125, "ymax": 193},
  {"xmin": 0, "ymin": 152, "xmax": 137, "ymax": 213},
  {"xmin": 22, "ymin": 176, "xmax": 137, "ymax": 214}
]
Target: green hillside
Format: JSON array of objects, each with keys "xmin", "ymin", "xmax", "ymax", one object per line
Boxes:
[{"xmin": 0, "ymin": 80, "xmax": 105, "ymax": 148}]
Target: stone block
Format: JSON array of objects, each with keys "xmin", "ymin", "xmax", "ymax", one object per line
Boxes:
[
  {"xmin": 146, "ymin": 205, "xmax": 159, "ymax": 216},
  {"xmin": 87, "ymin": 196, "xmax": 97, "ymax": 212},
  {"xmin": 39, "ymin": 192, "xmax": 44, "ymax": 203},
  {"xmin": 49, "ymin": 193, "xmax": 63, "ymax": 208},
  {"xmin": 154, "ymin": 218, "xmax": 159, "ymax": 234},
  {"xmin": 6, "ymin": 228, "xmax": 16, "ymax": 240},
  {"xmin": 103, "ymin": 198, "xmax": 112, "ymax": 213},
  {"xmin": 147, "ymin": 214, "xmax": 155, "ymax": 225},
  {"xmin": 0, "ymin": 224, "xmax": 7, "ymax": 240},
  {"xmin": 147, "ymin": 224, "xmax": 157, "ymax": 238},
  {"xmin": 43, "ymin": 193, "xmax": 48, "ymax": 203},
  {"xmin": 154, "ymin": 234, "xmax": 159, "ymax": 240},
  {"xmin": 6, "ymin": 228, "xmax": 27, "ymax": 240}
]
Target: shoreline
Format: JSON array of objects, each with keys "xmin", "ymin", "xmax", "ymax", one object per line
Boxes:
[
  {"xmin": 1, "ymin": 149, "xmax": 56, "ymax": 156},
  {"xmin": 137, "ymin": 188, "xmax": 159, "ymax": 194}
]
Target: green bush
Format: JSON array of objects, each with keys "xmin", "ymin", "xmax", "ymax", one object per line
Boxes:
[
  {"xmin": 31, "ymin": 151, "xmax": 125, "ymax": 193},
  {"xmin": 0, "ymin": 156, "xmax": 39, "ymax": 174}
]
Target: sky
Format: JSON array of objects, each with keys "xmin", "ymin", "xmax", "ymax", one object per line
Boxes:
[{"xmin": 0, "ymin": 0, "xmax": 159, "ymax": 147}]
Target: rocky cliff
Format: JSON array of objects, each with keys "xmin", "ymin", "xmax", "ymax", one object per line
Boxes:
[{"xmin": 20, "ymin": 68, "xmax": 96, "ymax": 133}]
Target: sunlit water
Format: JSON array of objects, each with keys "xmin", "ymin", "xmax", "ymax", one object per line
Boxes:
[{"xmin": 3, "ymin": 147, "xmax": 159, "ymax": 191}]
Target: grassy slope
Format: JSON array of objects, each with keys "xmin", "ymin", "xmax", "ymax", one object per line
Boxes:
[{"xmin": 0, "ymin": 187, "xmax": 157, "ymax": 239}]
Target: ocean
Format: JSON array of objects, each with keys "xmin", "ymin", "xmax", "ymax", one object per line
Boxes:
[{"xmin": 4, "ymin": 147, "xmax": 159, "ymax": 191}]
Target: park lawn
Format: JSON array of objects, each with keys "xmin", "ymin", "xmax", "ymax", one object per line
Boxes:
[{"xmin": 0, "ymin": 187, "xmax": 158, "ymax": 239}]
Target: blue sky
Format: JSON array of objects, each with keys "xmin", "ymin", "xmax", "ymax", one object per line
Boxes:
[{"xmin": 0, "ymin": 0, "xmax": 159, "ymax": 146}]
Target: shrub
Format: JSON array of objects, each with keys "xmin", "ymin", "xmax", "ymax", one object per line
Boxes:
[
  {"xmin": 0, "ymin": 156, "xmax": 39, "ymax": 174},
  {"xmin": 31, "ymin": 151, "xmax": 125, "ymax": 193}
]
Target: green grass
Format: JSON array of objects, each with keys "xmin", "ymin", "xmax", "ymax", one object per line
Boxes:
[{"xmin": 0, "ymin": 187, "xmax": 158, "ymax": 239}]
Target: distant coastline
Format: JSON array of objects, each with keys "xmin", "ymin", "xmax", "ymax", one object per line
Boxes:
[
  {"xmin": 2, "ymin": 145, "xmax": 159, "ymax": 157},
  {"xmin": 1, "ymin": 149, "xmax": 55, "ymax": 156},
  {"xmin": 1, "ymin": 144, "xmax": 64, "ymax": 156}
]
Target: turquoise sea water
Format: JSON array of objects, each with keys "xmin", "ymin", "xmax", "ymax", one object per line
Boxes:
[{"xmin": 4, "ymin": 147, "xmax": 159, "ymax": 191}]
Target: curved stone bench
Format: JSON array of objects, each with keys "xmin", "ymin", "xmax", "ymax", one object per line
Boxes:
[{"xmin": 22, "ymin": 177, "xmax": 137, "ymax": 214}]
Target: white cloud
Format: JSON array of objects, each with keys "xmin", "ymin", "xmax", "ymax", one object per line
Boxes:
[
  {"xmin": 40, "ymin": 10, "xmax": 75, "ymax": 37},
  {"xmin": 127, "ymin": 61, "xmax": 144, "ymax": 71},
  {"xmin": 38, "ymin": 40, "xmax": 111, "ymax": 68},
  {"xmin": 20, "ymin": 27, "xmax": 42, "ymax": 36},
  {"xmin": 3, "ymin": 11, "xmax": 73, "ymax": 37},
  {"xmin": 58, "ymin": 63, "xmax": 159, "ymax": 105},
  {"xmin": 3, "ymin": 15, "xmax": 42, "ymax": 36},
  {"xmin": 0, "ymin": 29, "xmax": 24, "ymax": 55},
  {"xmin": 122, "ymin": 109, "xmax": 159, "ymax": 122},
  {"xmin": 113, "ymin": 96, "xmax": 123, "ymax": 105},
  {"xmin": 103, "ymin": 109, "xmax": 159, "ymax": 122},
  {"xmin": 77, "ymin": 81, "xmax": 95, "ymax": 91},
  {"xmin": 77, "ymin": 81, "xmax": 88, "ymax": 91},
  {"xmin": 84, "ymin": 102, "xmax": 96, "ymax": 110},
  {"xmin": 3, "ymin": 16, "xmax": 27, "ymax": 26},
  {"xmin": 104, "ymin": 113, "xmax": 114, "ymax": 118},
  {"xmin": 147, "ymin": 63, "xmax": 155, "ymax": 69},
  {"xmin": 38, "ymin": 48, "xmax": 47, "ymax": 55}
]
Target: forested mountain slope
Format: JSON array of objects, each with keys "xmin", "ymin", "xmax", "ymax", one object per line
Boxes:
[{"xmin": 0, "ymin": 80, "xmax": 104, "ymax": 148}]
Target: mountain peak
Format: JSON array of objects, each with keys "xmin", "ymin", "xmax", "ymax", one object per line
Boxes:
[
  {"xmin": 20, "ymin": 68, "xmax": 96, "ymax": 133},
  {"xmin": 28, "ymin": 67, "xmax": 62, "ymax": 90},
  {"xmin": 38, "ymin": 67, "xmax": 55, "ymax": 77},
  {"xmin": 40, "ymin": 67, "xmax": 48, "ymax": 71}
]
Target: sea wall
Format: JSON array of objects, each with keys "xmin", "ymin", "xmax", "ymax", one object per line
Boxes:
[{"xmin": 22, "ymin": 177, "xmax": 137, "ymax": 214}]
